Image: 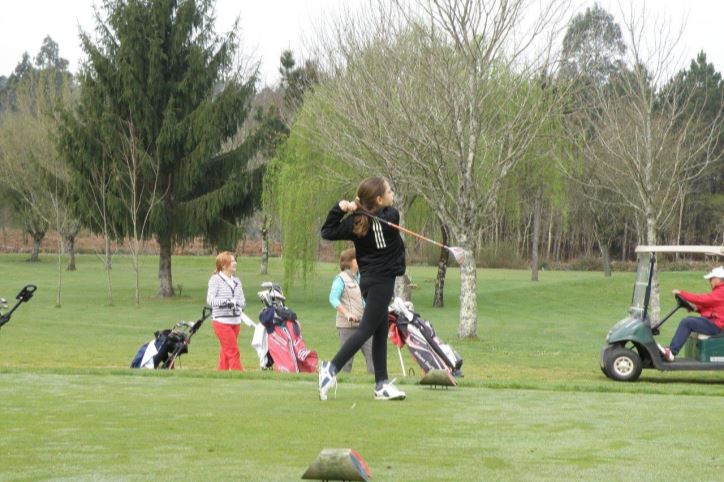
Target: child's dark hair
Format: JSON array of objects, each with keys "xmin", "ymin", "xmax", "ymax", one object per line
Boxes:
[
  {"xmin": 339, "ymin": 248, "xmax": 356, "ymax": 271},
  {"xmin": 353, "ymin": 176, "xmax": 388, "ymax": 238}
]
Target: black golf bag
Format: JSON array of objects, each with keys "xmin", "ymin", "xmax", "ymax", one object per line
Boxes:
[
  {"xmin": 131, "ymin": 306, "xmax": 211, "ymax": 369},
  {"xmin": 388, "ymin": 297, "xmax": 463, "ymax": 377}
]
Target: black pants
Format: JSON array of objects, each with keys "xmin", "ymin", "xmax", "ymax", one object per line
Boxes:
[{"xmin": 331, "ymin": 275, "xmax": 395, "ymax": 384}]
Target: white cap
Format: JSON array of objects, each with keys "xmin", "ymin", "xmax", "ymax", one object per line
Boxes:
[{"xmin": 704, "ymin": 266, "xmax": 724, "ymax": 280}]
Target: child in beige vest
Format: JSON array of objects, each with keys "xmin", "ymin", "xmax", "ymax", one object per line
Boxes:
[{"xmin": 329, "ymin": 248, "xmax": 374, "ymax": 373}]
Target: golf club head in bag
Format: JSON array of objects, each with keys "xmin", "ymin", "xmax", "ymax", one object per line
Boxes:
[
  {"xmin": 257, "ymin": 281, "xmax": 286, "ymax": 309},
  {"xmin": 388, "ymin": 297, "xmax": 413, "ymax": 321}
]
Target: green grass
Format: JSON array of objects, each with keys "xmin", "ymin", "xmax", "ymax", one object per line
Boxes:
[{"xmin": 1, "ymin": 253, "xmax": 723, "ymax": 480}]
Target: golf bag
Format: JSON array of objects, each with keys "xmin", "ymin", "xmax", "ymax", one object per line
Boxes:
[
  {"xmin": 131, "ymin": 306, "xmax": 211, "ymax": 369},
  {"xmin": 251, "ymin": 282, "xmax": 318, "ymax": 373},
  {"xmin": 388, "ymin": 297, "xmax": 463, "ymax": 377},
  {"xmin": 0, "ymin": 284, "xmax": 37, "ymax": 330}
]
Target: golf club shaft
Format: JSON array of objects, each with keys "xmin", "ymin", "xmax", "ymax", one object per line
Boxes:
[{"xmin": 356, "ymin": 208, "xmax": 448, "ymax": 251}]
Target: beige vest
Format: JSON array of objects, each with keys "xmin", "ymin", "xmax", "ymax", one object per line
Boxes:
[{"xmin": 336, "ymin": 270, "xmax": 364, "ymax": 328}]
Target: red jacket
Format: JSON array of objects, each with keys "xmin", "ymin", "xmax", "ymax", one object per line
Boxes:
[{"xmin": 679, "ymin": 283, "xmax": 724, "ymax": 329}]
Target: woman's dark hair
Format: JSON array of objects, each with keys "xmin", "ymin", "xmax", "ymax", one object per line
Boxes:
[{"xmin": 353, "ymin": 176, "xmax": 388, "ymax": 238}]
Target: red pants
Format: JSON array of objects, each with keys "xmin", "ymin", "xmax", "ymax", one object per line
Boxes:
[{"xmin": 212, "ymin": 321, "xmax": 244, "ymax": 371}]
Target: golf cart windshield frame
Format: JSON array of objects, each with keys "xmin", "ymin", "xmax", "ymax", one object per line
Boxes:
[
  {"xmin": 631, "ymin": 245, "xmax": 724, "ymax": 324},
  {"xmin": 631, "ymin": 253, "xmax": 654, "ymax": 322}
]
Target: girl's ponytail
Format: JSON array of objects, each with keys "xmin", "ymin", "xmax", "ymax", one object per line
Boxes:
[
  {"xmin": 353, "ymin": 214, "xmax": 370, "ymax": 238},
  {"xmin": 352, "ymin": 178, "xmax": 387, "ymax": 238}
]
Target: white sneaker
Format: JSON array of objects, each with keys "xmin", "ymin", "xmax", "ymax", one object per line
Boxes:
[
  {"xmin": 318, "ymin": 361, "xmax": 337, "ymax": 401},
  {"xmin": 374, "ymin": 379, "xmax": 406, "ymax": 401},
  {"xmin": 662, "ymin": 347, "xmax": 675, "ymax": 362},
  {"xmin": 657, "ymin": 343, "xmax": 675, "ymax": 362}
]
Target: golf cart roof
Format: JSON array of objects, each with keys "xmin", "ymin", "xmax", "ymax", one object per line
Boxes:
[{"xmin": 635, "ymin": 245, "xmax": 724, "ymax": 256}]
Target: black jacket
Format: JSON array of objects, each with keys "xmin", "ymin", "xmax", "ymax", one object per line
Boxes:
[{"xmin": 321, "ymin": 203, "xmax": 406, "ymax": 279}]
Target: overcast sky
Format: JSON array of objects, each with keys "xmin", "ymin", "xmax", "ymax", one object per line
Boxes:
[{"xmin": 1, "ymin": 0, "xmax": 722, "ymax": 86}]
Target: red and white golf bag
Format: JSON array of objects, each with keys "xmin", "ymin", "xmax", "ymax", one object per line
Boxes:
[
  {"xmin": 388, "ymin": 297, "xmax": 463, "ymax": 377},
  {"xmin": 251, "ymin": 282, "xmax": 318, "ymax": 373}
]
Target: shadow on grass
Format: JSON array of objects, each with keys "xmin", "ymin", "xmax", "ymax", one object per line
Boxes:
[{"xmin": 637, "ymin": 375, "xmax": 724, "ymax": 385}]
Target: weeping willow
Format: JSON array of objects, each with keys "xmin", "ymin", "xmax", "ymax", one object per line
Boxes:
[
  {"xmin": 264, "ymin": 84, "xmax": 442, "ymax": 288},
  {"xmin": 264, "ymin": 129, "xmax": 354, "ymax": 289}
]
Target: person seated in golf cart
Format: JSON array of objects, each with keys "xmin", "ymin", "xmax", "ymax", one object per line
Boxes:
[{"xmin": 662, "ymin": 266, "xmax": 724, "ymax": 361}]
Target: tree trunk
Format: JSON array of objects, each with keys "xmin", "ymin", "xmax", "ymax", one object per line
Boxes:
[
  {"xmin": 28, "ymin": 231, "xmax": 44, "ymax": 262},
  {"xmin": 621, "ymin": 222, "xmax": 628, "ymax": 262},
  {"xmin": 645, "ymin": 210, "xmax": 660, "ymax": 323},
  {"xmin": 65, "ymin": 234, "xmax": 77, "ymax": 271},
  {"xmin": 546, "ymin": 209, "xmax": 553, "ymax": 260},
  {"xmin": 531, "ymin": 195, "xmax": 541, "ymax": 282},
  {"xmin": 432, "ymin": 222, "xmax": 449, "ymax": 307},
  {"xmin": 394, "ymin": 273, "xmax": 412, "ymax": 302},
  {"xmin": 158, "ymin": 234, "xmax": 174, "ymax": 297},
  {"xmin": 260, "ymin": 216, "xmax": 269, "ymax": 275},
  {"xmin": 457, "ymin": 234, "xmax": 477, "ymax": 339},
  {"xmin": 105, "ymin": 235, "xmax": 112, "ymax": 270},
  {"xmin": 55, "ymin": 237, "xmax": 63, "ymax": 308},
  {"xmin": 675, "ymin": 194, "xmax": 685, "ymax": 261},
  {"xmin": 600, "ymin": 241, "xmax": 611, "ymax": 277}
]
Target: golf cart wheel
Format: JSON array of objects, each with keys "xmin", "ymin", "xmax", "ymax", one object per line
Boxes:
[{"xmin": 604, "ymin": 347, "xmax": 642, "ymax": 382}]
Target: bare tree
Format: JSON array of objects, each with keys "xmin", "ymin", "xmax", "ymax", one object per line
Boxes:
[
  {"xmin": 566, "ymin": 4, "xmax": 723, "ymax": 319},
  {"xmin": 0, "ymin": 70, "xmax": 76, "ymax": 306},
  {"xmin": 116, "ymin": 118, "xmax": 164, "ymax": 306},
  {"xmin": 85, "ymin": 155, "xmax": 118, "ymax": 304},
  {"xmin": 582, "ymin": 5, "xmax": 721, "ymax": 246},
  {"xmin": 304, "ymin": 0, "xmax": 568, "ymax": 337}
]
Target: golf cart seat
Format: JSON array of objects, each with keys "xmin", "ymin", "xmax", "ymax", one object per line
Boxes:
[
  {"xmin": 691, "ymin": 332, "xmax": 724, "ymax": 340},
  {"xmin": 685, "ymin": 332, "xmax": 724, "ymax": 362}
]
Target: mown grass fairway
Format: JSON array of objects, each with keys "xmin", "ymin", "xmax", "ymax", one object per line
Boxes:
[{"xmin": 1, "ymin": 254, "xmax": 723, "ymax": 480}]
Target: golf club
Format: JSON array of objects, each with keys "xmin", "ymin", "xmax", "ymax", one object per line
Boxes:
[{"xmin": 356, "ymin": 207, "xmax": 468, "ymax": 264}]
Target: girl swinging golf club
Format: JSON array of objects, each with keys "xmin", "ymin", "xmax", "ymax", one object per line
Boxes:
[{"xmin": 319, "ymin": 176, "xmax": 407, "ymax": 401}]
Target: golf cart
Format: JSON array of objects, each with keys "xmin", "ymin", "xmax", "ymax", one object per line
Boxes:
[
  {"xmin": 0, "ymin": 284, "xmax": 37, "ymax": 330},
  {"xmin": 600, "ymin": 245, "xmax": 724, "ymax": 382}
]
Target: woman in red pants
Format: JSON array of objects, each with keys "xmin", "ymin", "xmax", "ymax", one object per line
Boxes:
[{"xmin": 207, "ymin": 251, "xmax": 246, "ymax": 370}]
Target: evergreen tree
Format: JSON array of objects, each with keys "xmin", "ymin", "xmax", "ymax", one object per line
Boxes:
[
  {"xmin": 662, "ymin": 52, "xmax": 724, "ymax": 244},
  {"xmin": 1, "ymin": 53, "xmax": 36, "ymax": 111},
  {"xmin": 61, "ymin": 0, "xmax": 263, "ymax": 297},
  {"xmin": 560, "ymin": 3, "xmax": 625, "ymax": 85},
  {"xmin": 279, "ymin": 49, "xmax": 320, "ymax": 119},
  {"xmin": 665, "ymin": 52, "xmax": 724, "ymax": 194}
]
